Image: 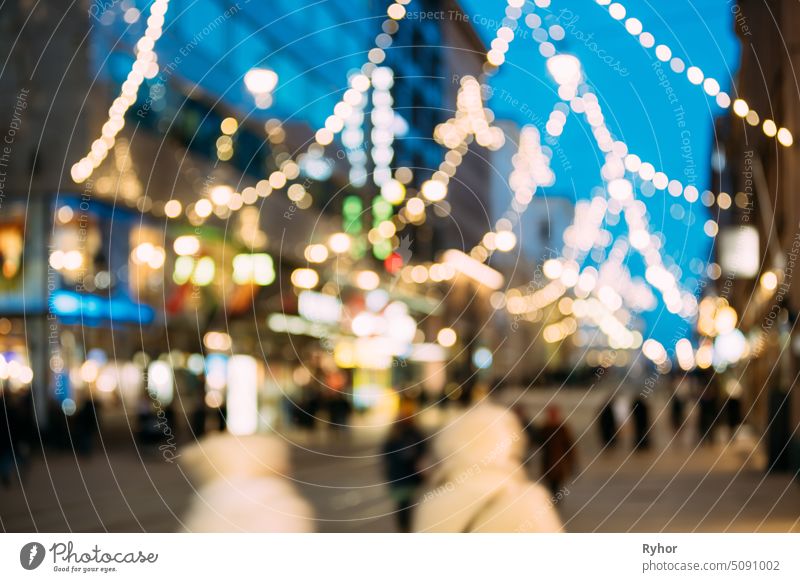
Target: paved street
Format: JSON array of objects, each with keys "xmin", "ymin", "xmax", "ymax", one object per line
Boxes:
[{"xmin": 2, "ymin": 387, "xmax": 799, "ymax": 533}]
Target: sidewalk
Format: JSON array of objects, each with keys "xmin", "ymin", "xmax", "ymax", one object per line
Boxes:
[{"xmin": 2, "ymin": 390, "xmax": 798, "ymax": 532}]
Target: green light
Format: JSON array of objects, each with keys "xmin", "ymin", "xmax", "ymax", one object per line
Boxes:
[
  {"xmin": 372, "ymin": 239, "xmax": 392, "ymax": 260},
  {"xmin": 372, "ymin": 196, "xmax": 392, "ymax": 223},
  {"xmin": 343, "ymin": 195, "xmax": 363, "ymax": 234}
]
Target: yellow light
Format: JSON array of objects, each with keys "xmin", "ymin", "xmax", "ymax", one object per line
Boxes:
[
  {"xmin": 164, "ymin": 200, "xmax": 182, "ymax": 218},
  {"xmin": 355, "ymin": 270, "xmax": 380, "ymax": 290},
  {"xmin": 777, "ymin": 128, "xmax": 793, "ymax": 147},
  {"xmin": 642, "ymin": 339, "xmax": 667, "ymax": 365},
  {"xmin": 132, "ymin": 242, "xmax": 154, "ymax": 265},
  {"xmin": 441, "ymin": 249, "xmax": 504, "ymax": 290},
  {"xmin": 732, "ymin": 99, "xmax": 749, "ymax": 117},
  {"xmin": 543, "ymin": 323, "xmax": 563, "ymax": 343},
  {"xmin": 381, "ymin": 179, "xmax": 406, "ymax": 205},
  {"xmin": 387, "ymin": 3, "xmax": 406, "ymax": 19},
  {"xmin": 195, "ymin": 199, "xmax": 213, "ymax": 218},
  {"xmin": 267, "ymin": 173, "xmax": 286, "ymax": 191},
  {"xmin": 204, "ymin": 331, "xmax": 232, "ymax": 351},
  {"xmin": 64, "ymin": 250, "xmax": 83, "ymax": 271},
  {"xmin": 558, "ymin": 297, "xmax": 573, "ymax": 316},
  {"xmin": 210, "ymin": 185, "xmax": 234, "ymax": 206},
  {"xmin": 80, "ymin": 360, "xmax": 100, "ymax": 383},
  {"xmin": 377, "ymin": 220, "xmax": 396, "ymax": 238},
  {"xmin": 173, "ymin": 235, "xmax": 200, "ymax": 256},
  {"xmin": 437, "ymin": 328, "xmax": 457, "ymax": 347},
  {"xmin": 173, "ymin": 256, "xmax": 195, "ymax": 284},
  {"xmin": 304, "ymin": 244, "xmax": 329, "ymax": 263},
  {"xmin": 328, "ymin": 232, "xmax": 351, "ymax": 254},
  {"xmin": 315, "ymin": 128, "xmax": 334, "ymax": 146},
  {"xmin": 421, "ymin": 180, "xmax": 447, "ymax": 202},
  {"xmin": 57, "ymin": 206, "xmax": 74, "ymax": 224},
  {"xmin": 49, "ymin": 251, "xmax": 65, "ymax": 270},
  {"xmin": 543, "ymin": 259, "xmax": 563, "ymax": 280},
  {"xmin": 411, "ymin": 265, "xmax": 428, "ymax": 284},
  {"xmin": 763, "ymin": 119, "xmax": 778, "ymax": 137},
  {"xmin": 714, "ymin": 306, "xmax": 738, "ymax": 335},
  {"xmin": 233, "ymin": 254, "xmax": 275, "ymax": 286},
  {"xmin": 696, "ymin": 343, "xmax": 713, "ymax": 369},
  {"xmin": 494, "ymin": 230, "xmax": 517, "ymax": 252},
  {"xmin": 406, "ymin": 197, "xmax": 425, "ymax": 215},
  {"xmin": 291, "ymin": 268, "xmax": 319, "ymax": 289},
  {"xmin": 220, "ymin": 117, "xmax": 238, "ymax": 135},
  {"xmin": 760, "ymin": 271, "xmax": 778, "ymax": 292},
  {"xmin": 334, "ymin": 341, "xmax": 356, "ymax": 369},
  {"xmin": 191, "ymin": 256, "xmax": 216, "ymax": 286},
  {"xmin": 675, "ymin": 338, "xmax": 695, "ymax": 371}
]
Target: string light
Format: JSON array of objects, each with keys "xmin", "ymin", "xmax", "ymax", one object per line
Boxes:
[
  {"xmin": 594, "ymin": 0, "xmax": 793, "ymax": 147},
  {"xmin": 71, "ymin": 0, "xmax": 170, "ymax": 183}
]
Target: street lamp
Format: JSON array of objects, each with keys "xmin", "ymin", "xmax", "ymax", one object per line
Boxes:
[{"xmin": 244, "ymin": 67, "xmax": 278, "ymax": 109}]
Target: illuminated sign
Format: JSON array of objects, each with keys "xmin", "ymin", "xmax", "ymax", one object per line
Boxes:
[
  {"xmin": 50, "ymin": 290, "xmax": 155, "ymax": 325},
  {"xmin": 298, "ymin": 291, "xmax": 342, "ymax": 325}
]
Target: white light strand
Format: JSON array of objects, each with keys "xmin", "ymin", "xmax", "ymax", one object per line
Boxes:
[
  {"xmin": 370, "ymin": 66, "xmax": 396, "ymax": 187},
  {"xmin": 594, "ymin": 0, "xmax": 793, "ymax": 147},
  {"xmin": 341, "ymin": 73, "xmax": 370, "ymax": 187},
  {"xmin": 71, "ymin": 0, "xmax": 170, "ymax": 183}
]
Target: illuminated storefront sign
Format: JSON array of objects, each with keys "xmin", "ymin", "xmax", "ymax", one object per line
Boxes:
[
  {"xmin": 50, "ymin": 290, "xmax": 155, "ymax": 325},
  {"xmin": 298, "ymin": 291, "xmax": 342, "ymax": 325}
]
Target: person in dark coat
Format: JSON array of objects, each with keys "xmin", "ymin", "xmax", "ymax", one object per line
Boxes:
[
  {"xmin": 75, "ymin": 398, "xmax": 100, "ymax": 456},
  {"xmin": 631, "ymin": 397, "xmax": 651, "ymax": 451},
  {"xmin": 381, "ymin": 401, "xmax": 428, "ymax": 532},
  {"xmin": 598, "ymin": 399, "xmax": 618, "ymax": 449},
  {"xmin": 670, "ymin": 394, "xmax": 685, "ymax": 433},
  {"xmin": 537, "ymin": 405, "xmax": 576, "ymax": 495},
  {"xmin": 9, "ymin": 390, "xmax": 35, "ymax": 481},
  {"xmin": 0, "ymin": 393, "xmax": 13, "ymax": 487}
]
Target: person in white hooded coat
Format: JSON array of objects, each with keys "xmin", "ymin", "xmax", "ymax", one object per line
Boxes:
[
  {"xmin": 413, "ymin": 402, "xmax": 564, "ymax": 533},
  {"xmin": 179, "ymin": 433, "xmax": 314, "ymax": 532}
]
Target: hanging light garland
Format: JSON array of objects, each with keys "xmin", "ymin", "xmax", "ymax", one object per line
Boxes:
[
  {"xmin": 594, "ymin": 0, "xmax": 792, "ymax": 147},
  {"xmin": 497, "ymin": 4, "xmax": 710, "ymax": 364},
  {"xmin": 71, "ymin": 0, "xmax": 170, "ymax": 183}
]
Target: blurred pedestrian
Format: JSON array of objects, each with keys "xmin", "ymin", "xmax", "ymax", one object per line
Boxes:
[
  {"xmin": 538, "ymin": 405, "xmax": 577, "ymax": 495},
  {"xmin": 9, "ymin": 390, "xmax": 35, "ymax": 481},
  {"xmin": 631, "ymin": 397, "xmax": 651, "ymax": 451},
  {"xmin": 381, "ymin": 401, "xmax": 428, "ymax": 532},
  {"xmin": 298, "ymin": 378, "xmax": 322, "ymax": 431},
  {"xmin": 0, "ymin": 392, "xmax": 13, "ymax": 487},
  {"xmin": 136, "ymin": 399, "xmax": 157, "ymax": 446},
  {"xmin": 698, "ymin": 387, "xmax": 717, "ymax": 445},
  {"xmin": 670, "ymin": 394, "xmax": 685, "ymax": 433},
  {"xmin": 696, "ymin": 368, "xmax": 718, "ymax": 445},
  {"xmin": 414, "ymin": 402, "xmax": 562, "ymax": 532},
  {"xmin": 327, "ymin": 390, "xmax": 352, "ymax": 435},
  {"xmin": 598, "ymin": 399, "xmax": 618, "ymax": 449},
  {"xmin": 181, "ymin": 433, "xmax": 314, "ymax": 532},
  {"xmin": 75, "ymin": 398, "xmax": 100, "ymax": 456}
]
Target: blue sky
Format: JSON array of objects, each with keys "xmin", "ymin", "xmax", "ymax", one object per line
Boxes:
[
  {"xmin": 462, "ymin": 0, "xmax": 741, "ymax": 345},
  {"xmin": 102, "ymin": 0, "xmax": 742, "ymax": 346}
]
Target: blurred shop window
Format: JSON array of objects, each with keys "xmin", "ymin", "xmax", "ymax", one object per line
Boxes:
[
  {"xmin": 50, "ymin": 206, "xmax": 103, "ymax": 288},
  {"xmin": 0, "ymin": 221, "xmax": 23, "ymax": 289},
  {"xmin": 129, "ymin": 225, "xmax": 166, "ymax": 304}
]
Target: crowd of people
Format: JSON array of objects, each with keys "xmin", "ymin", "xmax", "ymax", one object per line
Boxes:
[{"xmin": 2, "ymin": 365, "xmax": 752, "ymax": 532}]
